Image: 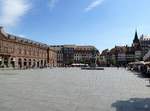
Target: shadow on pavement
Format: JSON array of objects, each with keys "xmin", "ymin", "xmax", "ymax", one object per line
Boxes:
[
  {"xmin": 146, "ymin": 84, "xmax": 150, "ymax": 87},
  {"xmin": 111, "ymin": 98, "xmax": 150, "ymax": 111}
]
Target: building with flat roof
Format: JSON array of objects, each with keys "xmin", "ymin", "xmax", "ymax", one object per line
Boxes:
[{"xmin": 50, "ymin": 45, "xmax": 100, "ymax": 67}]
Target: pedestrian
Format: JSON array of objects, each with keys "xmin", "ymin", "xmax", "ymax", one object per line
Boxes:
[{"xmin": 117, "ymin": 65, "xmax": 119, "ymax": 69}]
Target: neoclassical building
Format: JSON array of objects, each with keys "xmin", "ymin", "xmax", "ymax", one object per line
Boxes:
[
  {"xmin": 47, "ymin": 47, "xmax": 57, "ymax": 67},
  {"xmin": 50, "ymin": 45, "xmax": 100, "ymax": 66},
  {"xmin": 0, "ymin": 27, "xmax": 57, "ymax": 69}
]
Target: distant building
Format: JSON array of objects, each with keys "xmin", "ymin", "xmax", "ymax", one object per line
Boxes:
[
  {"xmin": 141, "ymin": 35, "xmax": 150, "ymax": 61},
  {"xmin": 49, "ymin": 45, "xmax": 64, "ymax": 67},
  {"xmin": 140, "ymin": 35, "xmax": 150, "ymax": 55},
  {"xmin": 50, "ymin": 45, "xmax": 100, "ymax": 66},
  {"xmin": 109, "ymin": 46, "xmax": 128, "ymax": 66},
  {"xmin": 115, "ymin": 46, "xmax": 127, "ymax": 65},
  {"xmin": 125, "ymin": 46, "xmax": 135, "ymax": 63},
  {"xmin": 74, "ymin": 45, "xmax": 99, "ymax": 67},
  {"xmin": 47, "ymin": 47, "xmax": 57, "ymax": 67},
  {"xmin": 99, "ymin": 49, "xmax": 110, "ymax": 66},
  {"xmin": 100, "ymin": 30, "xmax": 143, "ymax": 66},
  {"xmin": 63, "ymin": 45, "xmax": 75, "ymax": 66}
]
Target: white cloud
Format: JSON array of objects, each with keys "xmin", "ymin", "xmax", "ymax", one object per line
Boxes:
[
  {"xmin": 85, "ymin": 0, "xmax": 104, "ymax": 12},
  {"xmin": 49, "ymin": 0, "xmax": 59, "ymax": 10},
  {"xmin": 0, "ymin": 0, "xmax": 31, "ymax": 27}
]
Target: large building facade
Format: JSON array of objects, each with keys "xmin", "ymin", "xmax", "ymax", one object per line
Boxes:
[
  {"xmin": 50, "ymin": 45, "xmax": 99, "ymax": 67},
  {"xmin": 0, "ymin": 27, "xmax": 57, "ymax": 69}
]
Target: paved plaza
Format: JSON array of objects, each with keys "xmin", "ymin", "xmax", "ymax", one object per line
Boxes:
[{"xmin": 0, "ymin": 68, "xmax": 150, "ymax": 111}]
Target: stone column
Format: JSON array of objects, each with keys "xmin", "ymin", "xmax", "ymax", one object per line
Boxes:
[
  {"xmin": 0, "ymin": 56, "xmax": 2, "ymax": 67},
  {"xmin": 1, "ymin": 57, "xmax": 4, "ymax": 67},
  {"xmin": 8, "ymin": 57, "xmax": 11, "ymax": 68},
  {"xmin": 35, "ymin": 60, "xmax": 37, "ymax": 68},
  {"xmin": 30, "ymin": 59, "xmax": 32, "ymax": 68},
  {"xmin": 15, "ymin": 58, "xmax": 18, "ymax": 69}
]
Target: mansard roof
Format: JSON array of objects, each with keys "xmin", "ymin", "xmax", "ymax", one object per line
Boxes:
[
  {"xmin": 76, "ymin": 45, "xmax": 95, "ymax": 48},
  {"xmin": 50, "ymin": 45, "xmax": 98, "ymax": 51},
  {"xmin": 0, "ymin": 27, "xmax": 48, "ymax": 48}
]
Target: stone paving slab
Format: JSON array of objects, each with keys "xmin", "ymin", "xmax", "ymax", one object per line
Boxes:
[{"xmin": 0, "ymin": 68, "xmax": 150, "ymax": 111}]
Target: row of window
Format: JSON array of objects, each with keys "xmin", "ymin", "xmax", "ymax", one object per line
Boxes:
[{"xmin": 0, "ymin": 40, "xmax": 47, "ymax": 58}]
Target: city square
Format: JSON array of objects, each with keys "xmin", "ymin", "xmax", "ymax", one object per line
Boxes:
[
  {"xmin": 0, "ymin": 0, "xmax": 150, "ymax": 111},
  {"xmin": 0, "ymin": 68, "xmax": 150, "ymax": 111}
]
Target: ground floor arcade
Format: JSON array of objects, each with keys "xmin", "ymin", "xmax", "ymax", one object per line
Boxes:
[{"xmin": 0, "ymin": 55, "xmax": 48, "ymax": 69}]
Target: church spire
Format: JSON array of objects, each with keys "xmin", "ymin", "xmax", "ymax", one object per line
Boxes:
[
  {"xmin": 133, "ymin": 29, "xmax": 139, "ymax": 43},
  {"xmin": 132, "ymin": 29, "xmax": 141, "ymax": 50}
]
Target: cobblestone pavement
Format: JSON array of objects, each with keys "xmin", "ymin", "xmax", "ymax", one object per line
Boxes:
[{"xmin": 0, "ymin": 68, "xmax": 150, "ymax": 111}]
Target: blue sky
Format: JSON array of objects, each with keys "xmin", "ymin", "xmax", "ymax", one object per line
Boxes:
[{"xmin": 0, "ymin": 0, "xmax": 150, "ymax": 51}]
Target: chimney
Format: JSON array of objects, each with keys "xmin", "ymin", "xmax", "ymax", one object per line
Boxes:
[
  {"xmin": 0, "ymin": 26, "xmax": 8, "ymax": 37},
  {"xmin": 0, "ymin": 26, "xmax": 4, "ymax": 33}
]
